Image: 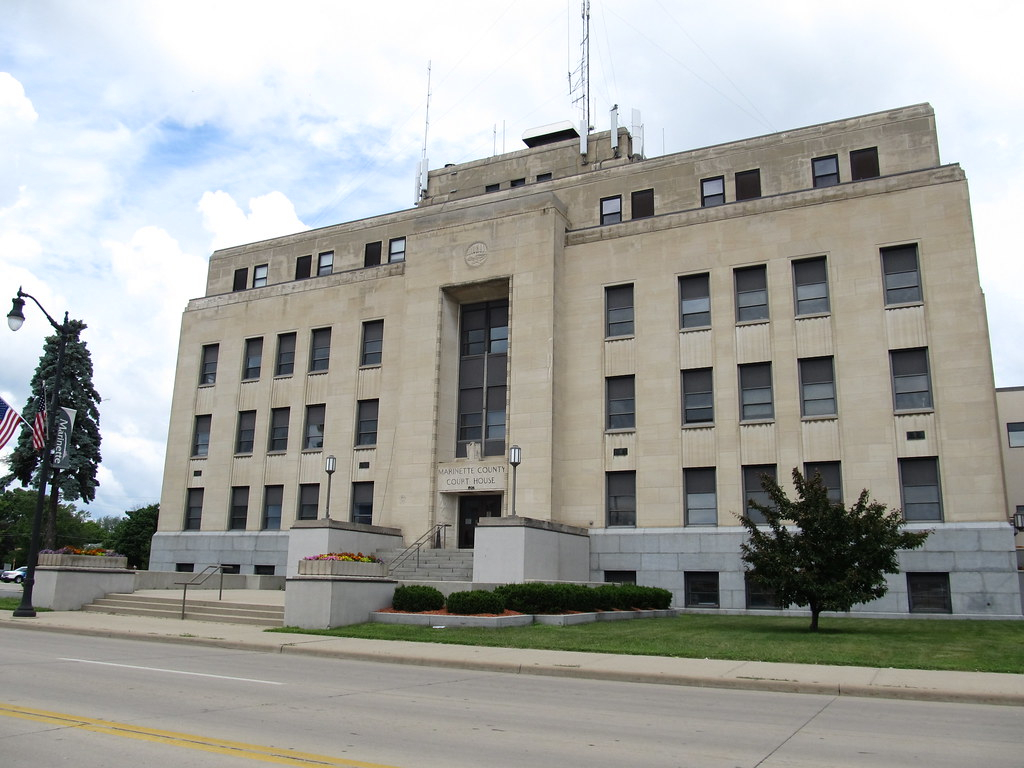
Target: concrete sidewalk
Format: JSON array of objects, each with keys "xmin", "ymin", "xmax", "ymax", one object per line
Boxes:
[{"xmin": 2, "ymin": 590, "xmax": 1022, "ymax": 707}]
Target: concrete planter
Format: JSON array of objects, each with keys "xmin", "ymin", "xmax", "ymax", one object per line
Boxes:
[
  {"xmin": 370, "ymin": 612, "xmax": 534, "ymax": 628},
  {"xmin": 297, "ymin": 559, "xmax": 387, "ymax": 578},
  {"xmin": 37, "ymin": 554, "xmax": 128, "ymax": 569}
]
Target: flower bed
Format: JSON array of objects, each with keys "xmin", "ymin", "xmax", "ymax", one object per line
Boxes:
[
  {"xmin": 38, "ymin": 547, "xmax": 128, "ymax": 570},
  {"xmin": 298, "ymin": 553, "xmax": 387, "ymax": 577}
]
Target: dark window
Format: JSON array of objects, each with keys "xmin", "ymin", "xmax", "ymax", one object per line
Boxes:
[
  {"xmin": 605, "ymin": 284, "xmax": 634, "ymax": 337},
  {"xmin": 812, "ymin": 154, "xmax": 839, "ymax": 187},
  {"xmin": 485, "ymin": 183, "xmax": 500, "ymax": 193},
  {"xmin": 682, "ymin": 368, "xmax": 714, "ymax": 425},
  {"xmin": 631, "ymin": 188, "xmax": 654, "ymax": 219},
  {"xmin": 253, "ymin": 264, "xmax": 268, "ymax": 288},
  {"xmin": 262, "ymin": 485, "xmax": 282, "ymax": 530},
  {"xmin": 388, "ymin": 237, "xmax": 406, "ymax": 263},
  {"xmin": 295, "ymin": 254, "xmax": 312, "ymax": 280},
  {"xmin": 254, "ymin": 565, "xmax": 276, "ymax": 576},
  {"xmin": 309, "ymin": 328, "xmax": 331, "ymax": 372},
  {"xmin": 907, "ymin": 572, "xmax": 952, "ymax": 613},
  {"xmin": 735, "ymin": 265, "xmax": 768, "ymax": 322},
  {"xmin": 510, "ymin": 177, "xmax": 526, "ymax": 187},
  {"xmin": 364, "ymin": 241, "xmax": 382, "ymax": 267},
  {"xmin": 600, "ymin": 195, "xmax": 621, "ymax": 225},
  {"xmin": 735, "ymin": 169, "xmax": 761, "ymax": 201},
  {"xmin": 1008, "ymin": 422, "xmax": 1024, "ymax": 448},
  {"xmin": 317, "ymin": 251, "xmax": 333, "ymax": 276},
  {"xmin": 799, "ymin": 357, "xmax": 836, "ymax": 417},
  {"xmin": 298, "ymin": 484, "xmax": 319, "ymax": 521},
  {"xmin": 221, "ymin": 564, "xmax": 241, "ymax": 575},
  {"xmin": 604, "ymin": 570, "xmax": 636, "ymax": 584},
  {"xmin": 739, "ymin": 363, "xmax": 773, "ymax": 421},
  {"xmin": 457, "ymin": 300, "xmax": 508, "ymax": 458},
  {"xmin": 891, "ymin": 348, "xmax": 932, "ymax": 411},
  {"xmin": 268, "ymin": 407, "xmax": 289, "ymax": 452},
  {"xmin": 793, "ymin": 257, "xmax": 829, "ymax": 315},
  {"xmin": 606, "ymin": 376, "xmax": 636, "ymax": 430},
  {"xmin": 304, "ymin": 404, "xmax": 325, "ymax": 450},
  {"xmin": 192, "ymin": 415, "xmax": 211, "ymax": 457},
  {"xmin": 881, "ymin": 244, "xmax": 922, "ymax": 305},
  {"xmin": 684, "ymin": 467, "xmax": 717, "ymax": 525},
  {"xmin": 232, "ymin": 267, "xmax": 248, "ymax": 292},
  {"xmin": 606, "ymin": 471, "xmax": 636, "ymax": 527},
  {"xmin": 200, "ymin": 344, "xmax": 219, "ymax": 385},
  {"xmin": 361, "ymin": 320, "xmax": 384, "ymax": 366},
  {"xmin": 679, "ymin": 273, "xmax": 711, "ymax": 329},
  {"xmin": 685, "ymin": 572, "xmax": 720, "ymax": 607},
  {"xmin": 230, "ymin": 486, "xmax": 249, "ymax": 530},
  {"xmin": 176, "ymin": 563, "xmax": 195, "ymax": 573},
  {"xmin": 243, "ymin": 337, "xmax": 263, "ymax": 380},
  {"xmin": 900, "ymin": 457, "xmax": 942, "ymax": 521},
  {"xmin": 803, "ymin": 461, "xmax": 843, "ymax": 504},
  {"xmin": 743, "ymin": 464, "xmax": 776, "ymax": 524},
  {"xmin": 745, "ymin": 572, "xmax": 781, "ymax": 609},
  {"xmin": 356, "ymin": 399, "xmax": 379, "ymax": 446},
  {"xmin": 536, "ymin": 172, "xmax": 552, "ymax": 183},
  {"xmin": 185, "ymin": 488, "xmax": 203, "ymax": 530},
  {"xmin": 236, "ymin": 411, "xmax": 256, "ymax": 454},
  {"xmin": 275, "ymin": 332, "xmax": 296, "ymax": 376},
  {"xmin": 352, "ymin": 482, "xmax": 373, "ymax": 524},
  {"xmin": 850, "ymin": 147, "xmax": 880, "ymax": 180},
  {"xmin": 701, "ymin": 176, "xmax": 725, "ymax": 207}
]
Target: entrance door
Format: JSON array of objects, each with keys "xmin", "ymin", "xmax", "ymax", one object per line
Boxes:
[{"xmin": 458, "ymin": 495, "xmax": 502, "ymax": 548}]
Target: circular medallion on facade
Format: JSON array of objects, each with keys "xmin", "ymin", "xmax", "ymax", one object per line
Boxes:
[{"xmin": 465, "ymin": 241, "xmax": 488, "ymax": 267}]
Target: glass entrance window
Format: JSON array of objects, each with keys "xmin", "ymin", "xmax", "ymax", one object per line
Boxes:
[{"xmin": 457, "ymin": 300, "xmax": 508, "ymax": 458}]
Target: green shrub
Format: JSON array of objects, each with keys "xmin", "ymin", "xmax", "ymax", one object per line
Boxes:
[
  {"xmin": 592, "ymin": 583, "xmax": 672, "ymax": 610},
  {"xmin": 391, "ymin": 584, "xmax": 445, "ymax": 612},
  {"xmin": 494, "ymin": 583, "xmax": 561, "ymax": 614},
  {"xmin": 446, "ymin": 589, "xmax": 506, "ymax": 615}
]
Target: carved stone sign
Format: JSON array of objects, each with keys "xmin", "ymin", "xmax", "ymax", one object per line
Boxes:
[{"xmin": 437, "ymin": 462, "xmax": 507, "ymax": 492}]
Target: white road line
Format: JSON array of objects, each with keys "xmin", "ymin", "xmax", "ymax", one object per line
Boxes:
[{"xmin": 60, "ymin": 658, "xmax": 284, "ymax": 685}]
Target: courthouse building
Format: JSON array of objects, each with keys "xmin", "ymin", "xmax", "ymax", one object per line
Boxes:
[{"xmin": 153, "ymin": 103, "xmax": 1022, "ymax": 616}]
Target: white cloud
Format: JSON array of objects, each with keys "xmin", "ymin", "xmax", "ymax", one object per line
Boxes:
[
  {"xmin": 199, "ymin": 190, "xmax": 308, "ymax": 251},
  {"xmin": 0, "ymin": 72, "xmax": 37, "ymax": 124}
]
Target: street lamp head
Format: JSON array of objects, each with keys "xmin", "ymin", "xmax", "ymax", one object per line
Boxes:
[
  {"xmin": 325, "ymin": 455, "xmax": 337, "ymax": 475},
  {"xmin": 7, "ymin": 295, "xmax": 26, "ymax": 332},
  {"xmin": 509, "ymin": 444, "xmax": 522, "ymax": 467}
]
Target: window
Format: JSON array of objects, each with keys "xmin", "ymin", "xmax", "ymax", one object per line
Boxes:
[
  {"xmin": 803, "ymin": 461, "xmax": 842, "ymax": 504},
  {"xmin": 700, "ymin": 176, "xmax": 725, "ymax": 207},
  {"xmin": 236, "ymin": 411, "xmax": 256, "ymax": 454},
  {"xmin": 317, "ymin": 251, "xmax": 333, "ymax": 276},
  {"xmin": 900, "ymin": 457, "xmax": 942, "ymax": 521},
  {"xmin": 185, "ymin": 488, "xmax": 203, "ymax": 530},
  {"xmin": 735, "ymin": 265, "xmax": 768, "ymax": 322},
  {"xmin": 457, "ymin": 300, "xmax": 508, "ymax": 458},
  {"xmin": 743, "ymin": 464, "xmax": 777, "ymax": 524},
  {"xmin": 536, "ymin": 172, "xmax": 552, "ymax": 183},
  {"xmin": 388, "ymin": 237, "xmax": 406, "ymax": 263},
  {"xmin": 850, "ymin": 147, "xmax": 880, "ymax": 180},
  {"xmin": 304, "ymin": 404, "xmax": 325, "ymax": 450},
  {"xmin": 606, "ymin": 376, "xmax": 635, "ymax": 430},
  {"xmin": 485, "ymin": 183, "xmax": 500, "ymax": 193},
  {"xmin": 793, "ymin": 257, "xmax": 829, "ymax": 315},
  {"xmin": 684, "ymin": 468, "xmax": 717, "ymax": 525},
  {"xmin": 685, "ymin": 572, "xmax": 720, "ymax": 607},
  {"xmin": 510, "ymin": 177, "xmax": 526, "ymax": 187},
  {"xmin": 745, "ymin": 573, "xmax": 781, "ymax": 609},
  {"xmin": 605, "ymin": 284, "xmax": 634, "ymax": 337},
  {"xmin": 1008, "ymin": 422, "xmax": 1024, "ymax": 448},
  {"xmin": 907, "ymin": 572, "xmax": 951, "ymax": 613},
  {"xmin": 352, "ymin": 482, "xmax": 373, "ymax": 524},
  {"xmin": 232, "ymin": 268, "xmax": 248, "ymax": 292},
  {"xmin": 295, "ymin": 254, "xmax": 312, "ymax": 280},
  {"xmin": 175, "ymin": 563, "xmax": 195, "ymax": 573},
  {"xmin": 361, "ymin": 320, "xmax": 384, "ymax": 366},
  {"xmin": 268, "ymin": 407, "xmax": 289, "ymax": 452},
  {"xmin": 364, "ymin": 241, "xmax": 382, "ymax": 267},
  {"xmin": 192, "ymin": 415, "xmax": 211, "ymax": 457},
  {"xmin": 243, "ymin": 337, "xmax": 263, "ymax": 380},
  {"xmin": 679, "ymin": 273, "xmax": 711, "ymax": 329},
  {"xmin": 230, "ymin": 486, "xmax": 249, "ymax": 530},
  {"xmin": 681, "ymin": 368, "xmax": 714, "ymax": 425},
  {"xmin": 812, "ymin": 154, "xmax": 839, "ymax": 187},
  {"xmin": 631, "ymin": 188, "xmax": 654, "ymax": 219},
  {"xmin": 600, "ymin": 195, "xmax": 622, "ymax": 225},
  {"xmin": 262, "ymin": 485, "xmax": 282, "ymax": 530},
  {"xmin": 881, "ymin": 244, "xmax": 922, "ymax": 305},
  {"xmin": 275, "ymin": 333, "xmax": 296, "ymax": 376},
  {"xmin": 356, "ymin": 399, "xmax": 379, "ymax": 446},
  {"xmin": 309, "ymin": 328, "xmax": 331, "ymax": 372},
  {"xmin": 735, "ymin": 169, "xmax": 761, "ymax": 201},
  {"xmin": 298, "ymin": 484, "xmax": 319, "ymax": 521},
  {"xmin": 199, "ymin": 344, "xmax": 219, "ymax": 385},
  {"xmin": 799, "ymin": 357, "xmax": 836, "ymax": 417},
  {"xmin": 253, "ymin": 264, "xmax": 268, "ymax": 288},
  {"xmin": 890, "ymin": 348, "xmax": 932, "ymax": 411},
  {"xmin": 254, "ymin": 565, "xmax": 276, "ymax": 576},
  {"xmin": 606, "ymin": 471, "xmax": 636, "ymax": 526},
  {"xmin": 739, "ymin": 363, "xmax": 773, "ymax": 421}
]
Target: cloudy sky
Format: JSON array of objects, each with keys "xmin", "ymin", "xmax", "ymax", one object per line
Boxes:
[{"xmin": 1, "ymin": 0, "xmax": 1022, "ymax": 520}]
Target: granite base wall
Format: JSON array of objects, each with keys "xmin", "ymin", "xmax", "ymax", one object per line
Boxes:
[{"xmin": 149, "ymin": 531, "xmax": 290, "ymax": 575}]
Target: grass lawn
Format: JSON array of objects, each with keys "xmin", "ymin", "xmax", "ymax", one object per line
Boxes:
[
  {"xmin": 0, "ymin": 596, "xmax": 49, "ymax": 612},
  {"xmin": 273, "ymin": 614, "xmax": 1024, "ymax": 674}
]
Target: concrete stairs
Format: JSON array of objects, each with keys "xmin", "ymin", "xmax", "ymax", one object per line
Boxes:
[
  {"xmin": 82, "ymin": 593, "xmax": 285, "ymax": 627},
  {"xmin": 378, "ymin": 548, "xmax": 475, "ymax": 581}
]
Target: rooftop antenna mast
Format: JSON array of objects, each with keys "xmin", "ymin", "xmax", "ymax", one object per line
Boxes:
[
  {"xmin": 415, "ymin": 61, "xmax": 431, "ymax": 203},
  {"xmin": 568, "ymin": 1, "xmax": 590, "ymax": 134}
]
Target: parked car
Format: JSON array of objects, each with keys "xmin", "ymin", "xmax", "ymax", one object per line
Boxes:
[{"xmin": 1, "ymin": 566, "xmax": 27, "ymax": 584}]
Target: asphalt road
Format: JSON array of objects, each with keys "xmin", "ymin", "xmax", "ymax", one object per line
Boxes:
[{"xmin": 0, "ymin": 628, "xmax": 1021, "ymax": 767}]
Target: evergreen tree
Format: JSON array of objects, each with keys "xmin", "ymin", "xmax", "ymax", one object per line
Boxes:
[
  {"xmin": 740, "ymin": 468, "xmax": 929, "ymax": 631},
  {"xmin": 108, "ymin": 504, "xmax": 159, "ymax": 569},
  {"xmin": 1, "ymin": 319, "xmax": 102, "ymax": 549}
]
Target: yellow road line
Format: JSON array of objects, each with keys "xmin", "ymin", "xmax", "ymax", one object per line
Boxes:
[{"xmin": 0, "ymin": 703, "xmax": 402, "ymax": 767}]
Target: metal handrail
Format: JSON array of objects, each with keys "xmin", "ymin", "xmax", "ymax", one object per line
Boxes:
[
  {"xmin": 388, "ymin": 523, "xmax": 450, "ymax": 572},
  {"xmin": 175, "ymin": 565, "xmax": 225, "ymax": 619}
]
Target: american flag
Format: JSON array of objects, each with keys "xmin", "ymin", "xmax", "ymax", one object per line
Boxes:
[
  {"xmin": 0, "ymin": 396, "xmax": 27, "ymax": 451},
  {"xmin": 31, "ymin": 393, "xmax": 47, "ymax": 452}
]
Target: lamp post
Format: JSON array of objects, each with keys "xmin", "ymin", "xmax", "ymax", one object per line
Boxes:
[
  {"xmin": 1012, "ymin": 510, "xmax": 1024, "ymax": 533},
  {"xmin": 324, "ymin": 454, "xmax": 337, "ymax": 519},
  {"xmin": 7, "ymin": 287, "xmax": 71, "ymax": 618},
  {"xmin": 508, "ymin": 444, "xmax": 522, "ymax": 517}
]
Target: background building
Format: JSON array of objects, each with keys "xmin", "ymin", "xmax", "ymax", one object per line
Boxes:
[{"xmin": 154, "ymin": 103, "xmax": 1021, "ymax": 616}]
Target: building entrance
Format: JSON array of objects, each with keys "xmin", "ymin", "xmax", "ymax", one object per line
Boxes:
[{"xmin": 458, "ymin": 494, "xmax": 501, "ymax": 548}]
